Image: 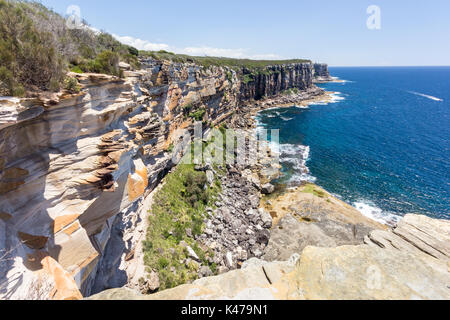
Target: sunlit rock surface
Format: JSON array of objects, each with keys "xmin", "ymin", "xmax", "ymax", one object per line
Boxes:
[{"xmin": 0, "ymin": 59, "xmax": 320, "ymax": 299}]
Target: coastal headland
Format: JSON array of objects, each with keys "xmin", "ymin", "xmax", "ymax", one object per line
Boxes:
[{"xmin": 0, "ymin": 2, "xmax": 448, "ymax": 299}]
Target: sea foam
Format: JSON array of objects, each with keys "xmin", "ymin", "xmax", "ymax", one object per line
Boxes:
[{"xmin": 353, "ymin": 201, "xmax": 402, "ymax": 226}]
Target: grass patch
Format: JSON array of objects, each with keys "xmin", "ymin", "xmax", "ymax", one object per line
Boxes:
[
  {"xmin": 302, "ymin": 184, "xmax": 328, "ymax": 199},
  {"xmin": 242, "ymin": 74, "xmax": 254, "ymax": 84},
  {"xmin": 189, "ymin": 108, "xmax": 206, "ymax": 121},
  {"xmin": 282, "ymin": 88, "xmax": 300, "ymax": 96},
  {"xmin": 143, "ymin": 163, "xmax": 221, "ymax": 290}
]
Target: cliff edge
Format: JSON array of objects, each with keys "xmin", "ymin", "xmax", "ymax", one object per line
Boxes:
[{"xmin": 90, "ymin": 214, "xmax": 450, "ymax": 300}]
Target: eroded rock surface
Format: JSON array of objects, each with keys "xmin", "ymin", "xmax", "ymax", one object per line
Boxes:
[
  {"xmin": 0, "ymin": 59, "xmax": 323, "ymax": 299},
  {"xmin": 89, "ymin": 214, "xmax": 450, "ymax": 300},
  {"xmin": 262, "ymin": 184, "xmax": 385, "ymax": 261}
]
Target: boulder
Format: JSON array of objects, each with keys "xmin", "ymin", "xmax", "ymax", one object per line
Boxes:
[
  {"xmin": 261, "ymin": 183, "xmax": 275, "ymax": 195},
  {"xmin": 225, "ymin": 252, "xmax": 234, "ymax": 269},
  {"xmin": 88, "ymin": 215, "xmax": 450, "ymax": 300},
  {"xmin": 256, "ymin": 230, "xmax": 270, "ymax": 246},
  {"xmin": 139, "ymin": 271, "xmax": 160, "ymax": 294},
  {"xmin": 186, "ymin": 246, "xmax": 200, "ymax": 261},
  {"xmin": 199, "ymin": 266, "xmax": 213, "ymax": 278},
  {"xmin": 258, "ymin": 208, "xmax": 273, "ymax": 228},
  {"xmin": 206, "ymin": 170, "xmax": 215, "ymax": 186},
  {"xmin": 118, "ymin": 62, "xmax": 131, "ymax": 70}
]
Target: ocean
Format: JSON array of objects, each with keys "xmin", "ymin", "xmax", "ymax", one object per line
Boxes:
[{"xmin": 255, "ymin": 67, "xmax": 450, "ymax": 224}]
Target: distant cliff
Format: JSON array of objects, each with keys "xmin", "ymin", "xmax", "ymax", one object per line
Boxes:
[
  {"xmin": 239, "ymin": 63, "xmax": 315, "ymax": 100},
  {"xmin": 0, "ymin": 57, "xmax": 327, "ymax": 299},
  {"xmin": 313, "ymin": 63, "xmax": 333, "ymax": 83}
]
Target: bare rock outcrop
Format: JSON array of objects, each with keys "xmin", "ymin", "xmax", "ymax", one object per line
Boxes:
[
  {"xmin": 313, "ymin": 63, "xmax": 333, "ymax": 83},
  {"xmin": 88, "ymin": 214, "xmax": 450, "ymax": 300},
  {"xmin": 296, "ymin": 215, "xmax": 449, "ymax": 300}
]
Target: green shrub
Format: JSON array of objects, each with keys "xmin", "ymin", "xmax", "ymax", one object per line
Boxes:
[
  {"xmin": 226, "ymin": 71, "xmax": 233, "ymax": 82},
  {"xmin": 189, "ymin": 108, "xmax": 206, "ymax": 121},
  {"xmin": 64, "ymin": 77, "xmax": 80, "ymax": 93},
  {"xmin": 77, "ymin": 50, "xmax": 122, "ymax": 77},
  {"xmin": 70, "ymin": 66, "xmax": 84, "ymax": 74},
  {"xmin": 0, "ymin": 0, "xmax": 65, "ymax": 95},
  {"xmin": 0, "ymin": 0, "xmax": 139, "ymax": 96},
  {"xmin": 282, "ymin": 88, "xmax": 300, "ymax": 96},
  {"xmin": 127, "ymin": 46, "xmax": 139, "ymax": 56},
  {"xmin": 242, "ymin": 74, "xmax": 254, "ymax": 84},
  {"xmin": 157, "ymin": 257, "xmax": 169, "ymax": 269}
]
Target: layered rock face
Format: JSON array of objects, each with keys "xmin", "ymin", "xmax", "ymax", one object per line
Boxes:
[
  {"xmin": 240, "ymin": 63, "xmax": 314, "ymax": 101},
  {"xmin": 313, "ymin": 63, "xmax": 333, "ymax": 82},
  {"xmin": 0, "ymin": 59, "xmax": 320, "ymax": 299}
]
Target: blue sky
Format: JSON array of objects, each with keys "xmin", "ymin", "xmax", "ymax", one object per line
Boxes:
[{"xmin": 39, "ymin": 0, "xmax": 450, "ymax": 66}]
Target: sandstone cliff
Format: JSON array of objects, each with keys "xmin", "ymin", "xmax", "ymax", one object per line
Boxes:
[
  {"xmin": 240, "ymin": 63, "xmax": 315, "ymax": 101},
  {"xmin": 0, "ymin": 58, "xmax": 323, "ymax": 299}
]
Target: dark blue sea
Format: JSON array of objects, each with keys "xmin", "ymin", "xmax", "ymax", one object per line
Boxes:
[{"xmin": 255, "ymin": 67, "xmax": 450, "ymax": 223}]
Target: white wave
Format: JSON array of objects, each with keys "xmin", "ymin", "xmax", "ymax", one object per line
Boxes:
[
  {"xmin": 307, "ymin": 91, "xmax": 345, "ymax": 107},
  {"xmin": 329, "ymin": 92, "xmax": 346, "ymax": 103},
  {"xmin": 408, "ymin": 91, "xmax": 443, "ymax": 102},
  {"xmin": 277, "ymin": 144, "xmax": 316, "ymax": 184},
  {"xmin": 280, "ymin": 116, "xmax": 294, "ymax": 121},
  {"xmin": 353, "ymin": 201, "xmax": 402, "ymax": 226},
  {"xmin": 289, "ymin": 172, "xmax": 317, "ymax": 185},
  {"xmin": 294, "ymin": 105, "xmax": 309, "ymax": 109}
]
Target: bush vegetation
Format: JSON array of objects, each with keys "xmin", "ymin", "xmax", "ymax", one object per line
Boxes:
[
  {"xmin": 0, "ymin": 0, "xmax": 139, "ymax": 96},
  {"xmin": 140, "ymin": 50, "xmax": 310, "ymax": 72},
  {"xmin": 189, "ymin": 108, "xmax": 206, "ymax": 121},
  {"xmin": 282, "ymin": 88, "xmax": 300, "ymax": 96},
  {"xmin": 143, "ymin": 163, "xmax": 221, "ymax": 290}
]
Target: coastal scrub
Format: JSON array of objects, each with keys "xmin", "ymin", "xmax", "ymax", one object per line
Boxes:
[{"xmin": 143, "ymin": 163, "xmax": 221, "ymax": 290}]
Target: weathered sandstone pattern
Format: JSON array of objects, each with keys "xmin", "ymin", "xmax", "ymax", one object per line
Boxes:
[{"xmin": 0, "ymin": 59, "xmax": 322, "ymax": 299}]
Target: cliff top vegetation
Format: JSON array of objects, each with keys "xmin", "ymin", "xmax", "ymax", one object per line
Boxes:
[
  {"xmin": 140, "ymin": 50, "xmax": 311, "ymax": 72},
  {"xmin": 0, "ymin": 0, "xmax": 311, "ymax": 97}
]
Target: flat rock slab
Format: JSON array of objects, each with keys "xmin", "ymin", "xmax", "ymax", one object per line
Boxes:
[
  {"xmin": 263, "ymin": 212, "xmax": 378, "ymax": 261},
  {"xmin": 89, "ymin": 260, "xmax": 295, "ymax": 300},
  {"xmin": 295, "ymin": 244, "xmax": 450, "ymax": 300}
]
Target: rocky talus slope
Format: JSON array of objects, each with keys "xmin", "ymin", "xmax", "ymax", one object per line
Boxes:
[
  {"xmin": 90, "ymin": 213, "xmax": 450, "ymax": 300},
  {"xmin": 0, "ymin": 59, "xmax": 324, "ymax": 299}
]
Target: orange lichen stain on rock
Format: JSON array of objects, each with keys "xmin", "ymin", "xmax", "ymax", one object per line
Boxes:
[
  {"xmin": 127, "ymin": 165, "xmax": 148, "ymax": 202},
  {"xmin": 0, "ymin": 211, "xmax": 12, "ymax": 221},
  {"xmin": 53, "ymin": 214, "xmax": 81, "ymax": 234},
  {"xmin": 150, "ymin": 101, "xmax": 159, "ymax": 109},
  {"xmin": 62, "ymin": 221, "xmax": 81, "ymax": 236},
  {"xmin": 41, "ymin": 256, "xmax": 83, "ymax": 300},
  {"xmin": 2, "ymin": 167, "xmax": 29, "ymax": 179},
  {"xmin": 184, "ymin": 91, "xmax": 200, "ymax": 105},
  {"xmin": 18, "ymin": 232, "xmax": 48, "ymax": 250},
  {"xmin": 0, "ymin": 181, "xmax": 25, "ymax": 195},
  {"xmin": 168, "ymin": 87, "xmax": 182, "ymax": 111}
]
